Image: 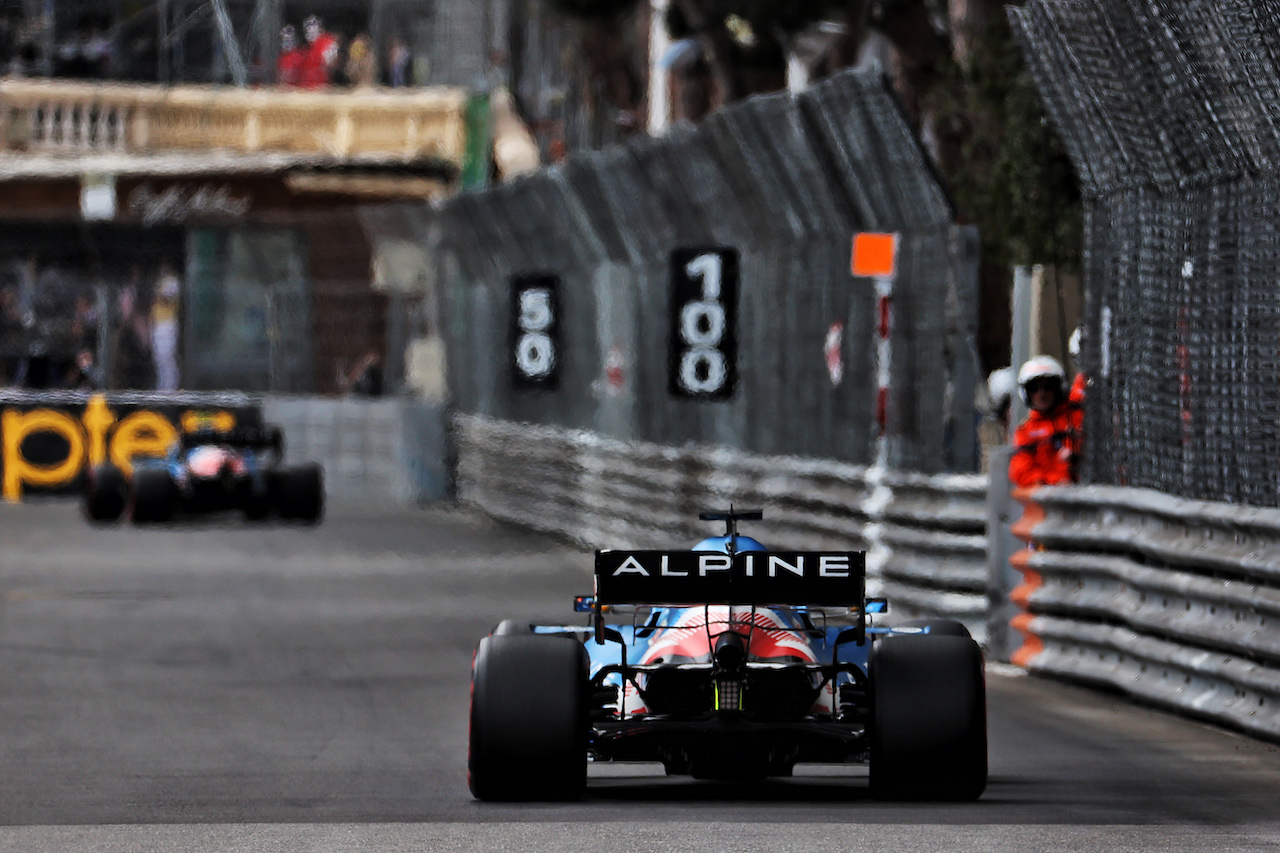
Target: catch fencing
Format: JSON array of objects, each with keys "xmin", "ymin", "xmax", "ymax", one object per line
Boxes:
[
  {"xmin": 431, "ymin": 67, "xmax": 982, "ymax": 476},
  {"xmin": 0, "ymin": 208, "xmax": 408, "ymax": 398},
  {"xmin": 1010, "ymin": 485, "xmax": 1280, "ymax": 742},
  {"xmin": 263, "ymin": 396, "xmax": 450, "ymax": 503},
  {"xmin": 455, "ymin": 413, "xmax": 990, "ymax": 641},
  {"xmin": 1010, "ymin": 0, "xmax": 1280, "ymax": 505}
]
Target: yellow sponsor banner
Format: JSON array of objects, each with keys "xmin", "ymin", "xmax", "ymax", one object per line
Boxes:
[{"xmin": 0, "ymin": 393, "xmax": 259, "ymax": 502}]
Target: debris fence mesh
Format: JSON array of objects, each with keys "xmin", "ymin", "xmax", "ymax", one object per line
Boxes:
[
  {"xmin": 431, "ymin": 68, "xmax": 983, "ymax": 474},
  {"xmin": 1012, "ymin": 0, "xmax": 1280, "ymax": 504}
]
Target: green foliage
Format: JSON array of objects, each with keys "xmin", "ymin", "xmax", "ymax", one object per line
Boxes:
[
  {"xmin": 933, "ymin": 22, "xmax": 1082, "ymax": 271},
  {"xmin": 546, "ymin": 0, "xmax": 1082, "ymax": 272}
]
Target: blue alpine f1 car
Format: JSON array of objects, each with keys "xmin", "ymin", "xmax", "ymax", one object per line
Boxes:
[
  {"xmin": 83, "ymin": 425, "xmax": 323, "ymax": 524},
  {"xmin": 469, "ymin": 507, "xmax": 987, "ymax": 801}
]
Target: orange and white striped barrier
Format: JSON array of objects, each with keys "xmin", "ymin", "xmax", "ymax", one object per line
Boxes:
[{"xmin": 1008, "ymin": 486, "xmax": 1046, "ymax": 668}]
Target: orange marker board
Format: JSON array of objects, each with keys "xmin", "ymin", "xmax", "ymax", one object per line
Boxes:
[{"xmin": 851, "ymin": 232, "xmax": 897, "ymax": 278}]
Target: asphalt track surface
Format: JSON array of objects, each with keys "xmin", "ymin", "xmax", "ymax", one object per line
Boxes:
[{"xmin": 1, "ymin": 500, "xmax": 1279, "ymax": 852}]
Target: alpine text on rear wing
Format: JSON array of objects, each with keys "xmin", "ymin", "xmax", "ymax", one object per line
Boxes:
[{"xmin": 594, "ymin": 550, "xmax": 867, "ymax": 607}]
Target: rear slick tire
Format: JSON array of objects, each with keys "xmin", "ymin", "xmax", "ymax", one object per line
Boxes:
[
  {"xmin": 868, "ymin": 634, "xmax": 987, "ymax": 801},
  {"xmin": 276, "ymin": 463, "xmax": 324, "ymax": 523},
  {"xmin": 130, "ymin": 468, "xmax": 175, "ymax": 524},
  {"xmin": 84, "ymin": 464, "xmax": 127, "ymax": 522},
  {"xmin": 469, "ymin": 633, "xmax": 589, "ymax": 801}
]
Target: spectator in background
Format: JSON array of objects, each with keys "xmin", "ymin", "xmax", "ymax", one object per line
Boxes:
[
  {"xmin": 151, "ymin": 261, "xmax": 181, "ymax": 391},
  {"xmin": 27, "ymin": 261, "xmax": 75, "ymax": 389},
  {"xmin": 54, "ymin": 29, "xmax": 85, "ymax": 77},
  {"xmin": 987, "ymin": 366, "xmax": 1015, "ymax": 435},
  {"xmin": 84, "ymin": 26, "xmax": 112, "ymax": 77},
  {"xmin": 0, "ymin": 13, "xmax": 14, "ymax": 73},
  {"xmin": 1009, "ymin": 355, "xmax": 1083, "ymax": 489},
  {"xmin": 111, "ymin": 271, "xmax": 152, "ymax": 390},
  {"xmin": 65, "ymin": 348, "xmax": 103, "ymax": 390},
  {"xmin": 977, "ymin": 366, "xmax": 1015, "ymax": 474},
  {"xmin": 1068, "ymin": 326, "xmax": 1088, "ymax": 403},
  {"xmin": 299, "ymin": 15, "xmax": 339, "ymax": 89},
  {"xmin": 345, "ymin": 33, "xmax": 376, "ymax": 87},
  {"xmin": 412, "ymin": 53, "xmax": 431, "ymax": 87},
  {"xmin": 70, "ymin": 291, "xmax": 99, "ymax": 358},
  {"xmin": 344, "ymin": 348, "xmax": 383, "ymax": 397},
  {"xmin": 387, "ymin": 36, "xmax": 410, "ymax": 87},
  {"xmin": 0, "ymin": 285, "xmax": 23, "ymax": 385},
  {"xmin": 276, "ymin": 25, "xmax": 304, "ymax": 86}
]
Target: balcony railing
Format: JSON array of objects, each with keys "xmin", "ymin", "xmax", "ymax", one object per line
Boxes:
[{"xmin": 0, "ymin": 79, "xmax": 469, "ymax": 168}]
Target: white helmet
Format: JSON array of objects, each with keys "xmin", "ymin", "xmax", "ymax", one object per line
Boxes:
[
  {"xmin": 1068, "ymin": 326, "xmax": 1082, "ymax": 359},
  {"xmin": 987, "ymin": 367, "xmax": 1015, "ymax": 409},
  {"xmin": 1017, "ymin": 355, "xmax": 1066, "ymax": 403}
]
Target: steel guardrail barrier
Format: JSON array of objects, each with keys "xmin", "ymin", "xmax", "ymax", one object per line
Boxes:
[
  {"xmin": 455, "ymin": 413, "xmax": 990, "ymax": 641},
  {"xmin": 1009, "ymin": 484, "xmax": 1280, "ymax": 741},
  {"xmin": 433, "ymin": 67, "xmax": 982, "ymax": 477}
]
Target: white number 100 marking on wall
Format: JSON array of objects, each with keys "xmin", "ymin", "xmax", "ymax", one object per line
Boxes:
[{"xmin": 678, "ymin": 253, "xmax": 728, "ymax": 394}]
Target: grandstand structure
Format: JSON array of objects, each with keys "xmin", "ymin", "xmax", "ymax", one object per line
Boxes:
[
  {"xmin": 0, "ymin": 0, "xmax": 539, "ymax": 395},
  {"xmin": 0, "ymin": 0, "xmax": 501, "ymax": 89}
]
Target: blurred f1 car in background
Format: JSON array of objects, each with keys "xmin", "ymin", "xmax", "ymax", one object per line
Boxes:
[
  {"xmin": 469, "ymin": 507, "xmax": 986, "ymax": 802},
  {"xmin": 83, "ymin": 425, "xmax": 324, "ymax": 524}
]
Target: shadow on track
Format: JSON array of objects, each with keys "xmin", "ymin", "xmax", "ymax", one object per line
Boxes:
[{"xmin": 583, "ymin": 774, "xmax": 872, "ymax": 803}]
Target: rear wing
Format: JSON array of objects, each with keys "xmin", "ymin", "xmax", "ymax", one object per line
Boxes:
[
  {"xmin": 180, "ymin": 425, "xmax": 283, "ymax": 453},
  {"xmin": 594, "ymin": 550, "xmax": 865, "ymax": 608}
]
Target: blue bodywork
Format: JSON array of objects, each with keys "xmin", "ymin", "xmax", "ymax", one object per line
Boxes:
[
  {"xmin": 573, "ymin": 607, "xmax": 874, "ymax": 674},
  {"xmin": 548, "ymin": 531, "xmax": 875, "ymax": 683},
  {"xmin": 132, "ymin": 440, "xmax": 273, "ymax": 511}
]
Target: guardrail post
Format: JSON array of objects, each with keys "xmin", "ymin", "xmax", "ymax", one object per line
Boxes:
[{"xmin": 985, "ymin": 445, "xmax": 1023, "ymax": 661}]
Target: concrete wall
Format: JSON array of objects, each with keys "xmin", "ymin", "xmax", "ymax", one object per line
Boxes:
[{"xmin": 263, "ymin": 396, "xmax": 450, "ymax": 504}]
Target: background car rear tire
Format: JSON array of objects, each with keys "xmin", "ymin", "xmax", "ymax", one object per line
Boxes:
[
  {"xmin": 469, "ymin": 634, "xmax": 589, "ymax": 801},
  {"xmin": 84, "ymin": 464, "xmax": 127, "ymax": 522},
  {"xmin": 242, "ymin": 485, "xmax": 273, "ymax": 521},
  {"xmin": 868, "ymin": 634, "xmax": 987, "ymax": 801},
  {"xmin": 130, "ymin": 468, "xmax": 175, "ymax": 524},
  {"xmin": 276, "ymin": 463, "xmax": 323, "ymax": 523}
]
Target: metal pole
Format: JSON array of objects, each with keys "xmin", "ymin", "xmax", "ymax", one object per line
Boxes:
[
  {"xmin": 157, "ymin": 0, "xmax": 169, "ymax": 82},
  {"xmin": 369, "ymin": 0, "xmax": 388, "ymax": 83},
  {"xmin": 210, "ymin": 0, "xmax": 246, "ymax": 86},
  {"xmin": 950, "ymin": 224, "xmax": 981, "ymax": 473},
  {"xmin": 1011, "ymin": 264, "xmax": 1033, "ymax": 428},
  {"xmin": 38, "ymin": 0, "xmax": 53, "ymax": 77},
  {"xmin": 989, "ymin": 264, "xmax": 1036, "ymax": 663},
  {"xmin": 250, "ymin": 0, "xmax": 281, "ymax": 84},
  {"xmin": 985, "ymin": 444, "xmax": 1022, "ymax": 662}
]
